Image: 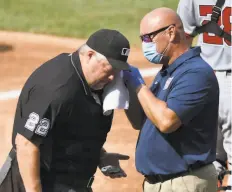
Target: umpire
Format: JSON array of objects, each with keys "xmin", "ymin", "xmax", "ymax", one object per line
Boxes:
[
  {"xmin": 124, "ymin": 8, "xmax": 219, "ymax": 192},
  {"xmin": 0, "ymin": 29, "xmax": 130, "ymax": 192}
]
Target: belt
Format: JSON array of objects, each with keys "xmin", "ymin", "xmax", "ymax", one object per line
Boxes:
[
  {"xmin": 218, "ymin": 186, "xmax": 232, "ymax": 191},
  {"xmin": 215, "ymin": 70, "xmax": 231, "ymax": 74},
  {"xmin": 145, "ymin": 163, "xmax": 209, "ymax": 184}
]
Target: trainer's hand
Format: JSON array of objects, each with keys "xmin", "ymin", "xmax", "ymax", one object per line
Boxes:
[
  {"xmin": 98, "ymin": 152, "xmax": 129, "ymax": 179},
  {"xmin": 123, "ymin": 65, "xmax": 145, "ymax": 92}
]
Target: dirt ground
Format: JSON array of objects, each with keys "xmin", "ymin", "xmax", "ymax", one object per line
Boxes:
[{"xmin": 0, "ymin": 31, "xmax": 161, "ymax": 192}]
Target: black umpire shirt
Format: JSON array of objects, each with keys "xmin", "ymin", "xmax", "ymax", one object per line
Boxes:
[{"xmin": 11, "ymin": 51, "xmax": 113, "ymax": 189}]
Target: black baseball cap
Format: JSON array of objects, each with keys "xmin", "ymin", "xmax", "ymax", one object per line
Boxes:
[{"xmin": 86, "ymin": 29, "xmax": 130, "ymax": 70}]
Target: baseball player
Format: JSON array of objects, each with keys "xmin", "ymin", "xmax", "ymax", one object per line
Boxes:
[
  {"xmin": 0, "ymin": 29, "xmax": 130, "ymax": 192},
  {"xmin": 177, "ymin": 0, "xmax": 231, "ymax": 191}
]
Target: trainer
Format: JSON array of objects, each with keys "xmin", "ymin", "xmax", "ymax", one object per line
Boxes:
[
  {"xmin": 124, "ymin": 8, "xmax": 219, "ymax": 192},
  {"xmin": 0, "ymin": 29, "xmax": 130, "ymax": 192}
]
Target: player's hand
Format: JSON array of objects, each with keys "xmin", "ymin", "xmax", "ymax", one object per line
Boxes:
[
  {"xmin": 123, "ymin": 65, "xmax": 145, "ymax": 92},
  {"xmin": 98, "ymin": 152, "xmax": 129, "ymax": 178}
]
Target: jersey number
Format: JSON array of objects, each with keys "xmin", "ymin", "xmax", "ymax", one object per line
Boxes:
[
  {"xmin": 25, "ymin": 112, "xmax": 50, "ymax": 136},
  {"xmin": 24, "ymin": 112, "xmax": 39, "ymax": 131},
  {"xmin": 35, "ymin": 118, "xmax": 50, "ymax": 137},
  {"xmin": 199, "ymin": 5, "xmax": 231, "ymax": 46}
]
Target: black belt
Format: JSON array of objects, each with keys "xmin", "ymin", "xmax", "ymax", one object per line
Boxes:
[
  {"xmin": 215, "ymin": 70, "xmax": 231, "ymax": 74},
  {"xmin": 145, "ymin": 163, "xmax": 209, "ymax": 184},
  {"xmin": 218, "ymin": 186, "xmax": 232, "ymax": 191}
]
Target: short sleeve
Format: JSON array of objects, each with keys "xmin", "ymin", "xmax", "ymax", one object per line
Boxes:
[
  {"xmin": 167, "ymin": 70, "xmax": 215, "ymax": 125},
  {"xmin": 177, "ymin": 0, "xmax": 197, "ymax": 36},
  {"xmin": 15, "ymin": 87, "xmax": 60, "ymax": 146}
]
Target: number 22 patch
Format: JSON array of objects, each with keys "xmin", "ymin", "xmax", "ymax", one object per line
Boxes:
[{"xmin": 24, "ymin": 112, "xmax": 50, "ymax": 137}]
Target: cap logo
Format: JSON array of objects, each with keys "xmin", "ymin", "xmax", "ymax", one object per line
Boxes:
[{"xmin": 121, "ymin": 48, "xmax": 130, "ymax": 56}]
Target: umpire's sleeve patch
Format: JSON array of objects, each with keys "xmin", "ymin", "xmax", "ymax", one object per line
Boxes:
[
  {"xmin": 35, "ymin": 118, "xmax": 50, "ymax": 137},
  {"xmin": 24, "ymin": 112, "xmax": 40, "ymax": 131}
]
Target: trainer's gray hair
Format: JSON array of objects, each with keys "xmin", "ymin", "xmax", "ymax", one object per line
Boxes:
[{"xmin": 79, "ymin": 44, "xmax": 107, "ymax": 62}]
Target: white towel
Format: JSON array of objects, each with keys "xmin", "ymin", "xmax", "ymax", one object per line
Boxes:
[{"xmin": 102, "ymin": 71, "xmax": 129, "ymax": 115}]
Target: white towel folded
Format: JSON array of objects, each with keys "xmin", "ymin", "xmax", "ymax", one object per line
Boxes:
[{"xmin": 102, "ymin": 71, "xmax": 129, "ymax": 115}]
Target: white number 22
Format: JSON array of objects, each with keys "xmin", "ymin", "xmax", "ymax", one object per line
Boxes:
[{"xmin": 24, "ymin": 112, "xmax": 50, "ymax": 137}]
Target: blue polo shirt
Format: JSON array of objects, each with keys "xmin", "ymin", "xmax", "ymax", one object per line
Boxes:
[{"xmin": 136, "ymin": 47, "xmax": 219, "ymax": 175}]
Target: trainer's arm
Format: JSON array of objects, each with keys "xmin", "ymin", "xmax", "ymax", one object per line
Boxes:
[
  {"xmin": 136, "ymin": 70, "xmax": 214, "ymax": 134},
  {"xmin": 137, "ymin": 85, "xmax": 181, "ymax": 133},
  {"xmin": 15, "ymin": 133, "xmax": 42, "ymax": 192}
]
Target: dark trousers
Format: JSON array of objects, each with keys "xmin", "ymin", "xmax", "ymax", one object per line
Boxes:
[
  {"xmin": 0, "ymin": 165, "xmax": 93, "ymax": 192},
  {"xmin": 0, "ymin": 150, "xmax": 93, "ymax": 192}
]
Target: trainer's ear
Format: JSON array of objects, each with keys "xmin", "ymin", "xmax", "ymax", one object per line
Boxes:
[{"xmin": 168, "ymin": 25, "xmax": 176, "ymax": 43}]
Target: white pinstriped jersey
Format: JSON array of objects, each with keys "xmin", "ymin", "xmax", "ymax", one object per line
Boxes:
[{"xmin": 177, "ymin": 0, "xmax": 231, "ymax": 70}]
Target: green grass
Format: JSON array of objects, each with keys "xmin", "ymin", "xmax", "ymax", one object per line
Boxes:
[{"xmin": 0, "ymin": 0, "xmax": 179, "ymax": 46}]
